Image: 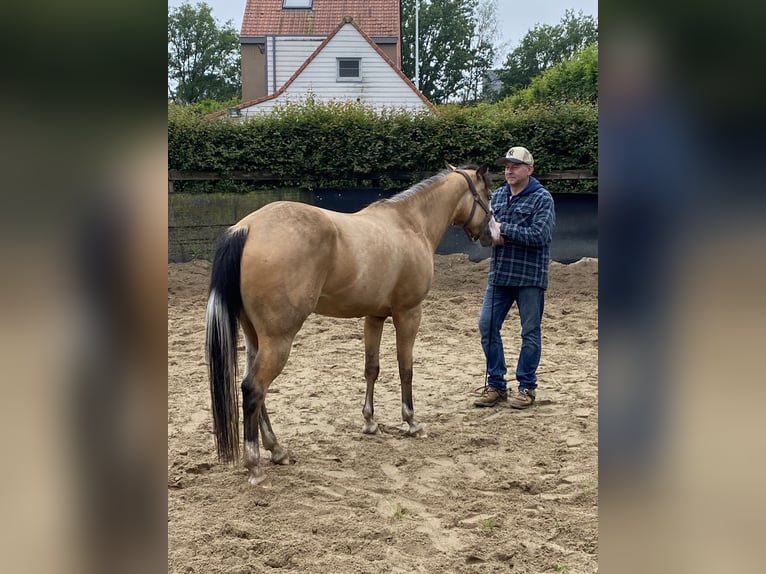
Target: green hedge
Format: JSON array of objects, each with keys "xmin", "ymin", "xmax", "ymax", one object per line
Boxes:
[{"xmin": 168, "ymin": 99, "xmax": 597, "ymax": 192}]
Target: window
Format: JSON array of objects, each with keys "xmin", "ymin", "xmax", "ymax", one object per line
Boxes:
[
  {"xmin": 337, "ymin": 58, "xmax": 361, "ymax": 81},
  {"xmin": 282, "ymin": 0, "xmax": 312, "ymax": 8}
]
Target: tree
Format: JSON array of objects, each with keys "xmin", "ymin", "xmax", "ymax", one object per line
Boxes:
[
  {"xmin": 462, "ymin": 0, "xmax": 504, "ymax": 103},
  {"xmin": 401, "ymin": 0, "xmax": 500, "ymax": 104},
  {"xmin": 506, "ymin": 43, "xmax": 598, "ymax": 107},
  {"xmin": 168, "ymin": 2, "xmax": 241, "ymax": 104},
  {"xmin": 496, "ymin": 9, "xmax": 597, "ymax": 99}
]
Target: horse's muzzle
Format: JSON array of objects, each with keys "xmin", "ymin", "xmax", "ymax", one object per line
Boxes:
[{"xmin": 479, "ymin": 234, "xmax": 493, "ymax": 248}]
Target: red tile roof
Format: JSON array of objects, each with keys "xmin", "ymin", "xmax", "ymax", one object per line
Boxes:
[{"xmin": 241, "ymin": 0, "xmax": 400, "ymax": 37}]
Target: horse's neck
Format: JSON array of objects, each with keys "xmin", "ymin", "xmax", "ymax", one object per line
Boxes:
[{"xmin": 402, "ymin": 176, "xmax": 465, "ymax": 252}]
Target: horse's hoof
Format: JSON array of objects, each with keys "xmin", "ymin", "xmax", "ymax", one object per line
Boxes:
[
  {"xmin": 406, "ymin": 423, "xmax": 425, "ymax": 437},
  {"xmin": 362, "ymin": 421, "xmax": 379, "ymax": 435},
  {"xmin": 271, "ymin": 447, "xmax": 290, "ymax": 465},
  {"xmin": 247, "ymin": 469, "xmax": 267, "ymax": 486}
]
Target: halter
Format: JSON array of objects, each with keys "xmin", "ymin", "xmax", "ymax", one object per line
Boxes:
[{"xmin": 454, "ymin": 169, "xmax": 492, "ymax": 241}]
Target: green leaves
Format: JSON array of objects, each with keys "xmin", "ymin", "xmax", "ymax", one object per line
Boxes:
[
  {"xmin": 401, "ymin": 0, "xmax": 499, "ymax": 104},
  {"xmin": 168, "ymin": 99, "xmax": 597, "ymax": 191},
  {"xmin": 506, "ymin": 44, "xmax": 599, "ymax": 107},
  {"xmin": 168, "ymin": 2, "xmax": 241, "ymax": 103},
  {"xmin": 497, "ymin": 9, "xmax": 598, "ymax": 99}
]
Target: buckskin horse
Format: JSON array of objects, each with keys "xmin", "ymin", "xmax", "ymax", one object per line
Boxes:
[{"xmin": 206, "ymin": 164, "xmax": 493, "ymax": 485}]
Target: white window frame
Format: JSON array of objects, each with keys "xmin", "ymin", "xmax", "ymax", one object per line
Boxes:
[
  {"xmin": 282, "ymin": 0, "xmax": 312, "ymax": 8},
  {"xmin": 337, "ymin": 58, "xmax": 361, "ymax": 82}
]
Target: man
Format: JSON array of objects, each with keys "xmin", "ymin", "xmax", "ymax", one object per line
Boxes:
[{"xmin": 474, "ymin": 146, "xmax": 555, "ymax": 409}]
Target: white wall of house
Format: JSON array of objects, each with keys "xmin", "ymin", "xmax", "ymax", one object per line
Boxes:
[
  {"xmin": 267, "ymin": 36, "xmax": 324, "ymax": 94},
  {"xmin": 243, "ymin": 24, "xmax": 430, "ymax": 115}
]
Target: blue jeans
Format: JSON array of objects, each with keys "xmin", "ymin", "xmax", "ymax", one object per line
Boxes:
[{"xmin": 478, "ymin": 285, "xmax": 545, "ymax": 393}]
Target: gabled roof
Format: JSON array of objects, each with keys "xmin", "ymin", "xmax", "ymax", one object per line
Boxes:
[
  {"xmin": 241, "ymin": 0, "xmax": 399, "ymax": 37},
  {"xmin": 211, "ymin": 18, "xmax": 433, "ymax": 118}
]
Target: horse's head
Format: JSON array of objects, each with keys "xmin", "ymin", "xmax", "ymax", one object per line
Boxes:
[{"xmin": 448, "ymin": 163, "xmax": 494, "ymax": 247}]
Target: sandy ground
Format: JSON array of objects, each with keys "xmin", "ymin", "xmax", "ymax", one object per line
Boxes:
[{"xmin": 168, "ymin": 254, "xmax": 598, "ymax": 573}]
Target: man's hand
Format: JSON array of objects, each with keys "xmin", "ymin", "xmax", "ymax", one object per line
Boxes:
[{"xmin": 489, "ymin": 215, "xmax": 504, "ymax": 246}]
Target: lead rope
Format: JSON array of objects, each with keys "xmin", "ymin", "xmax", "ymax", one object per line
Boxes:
[
  {"xmin": 474, "ymin": 283, "xmax": 495, "ymax": 395},
  {"xmin": 453, "ymin": 168, "xmax": 495, "ymax": 396},
  {"xmin": 475, "ymin": 234, "xmax": 496, "ymax": 396}
]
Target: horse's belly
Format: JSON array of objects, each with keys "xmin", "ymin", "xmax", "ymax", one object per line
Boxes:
[
  {"xmin": 315, "ymin": 259, "xmax": 431, "ymax": 318},
  {"xmin": 314, "ymin": 295, "xmax": 390, "ymax": 318}
]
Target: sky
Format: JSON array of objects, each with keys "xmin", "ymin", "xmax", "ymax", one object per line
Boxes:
[{"xmin": 168, "ymin": 0, "xmax": 598, "ymax": 63}]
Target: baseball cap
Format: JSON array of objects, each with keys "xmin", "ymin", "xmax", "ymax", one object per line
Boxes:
[{"xmin": 497, "ymin": 146, "xmax": 534, "ymax": 166}]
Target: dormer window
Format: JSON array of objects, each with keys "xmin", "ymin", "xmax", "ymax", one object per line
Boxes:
[{"xmin": 282, "ymin": 0, "xmax": 312, "ymax": 8}]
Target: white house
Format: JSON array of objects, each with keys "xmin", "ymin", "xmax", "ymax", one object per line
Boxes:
[{"xmin": 214, "ymin": 16, "xmax": 433, "ymax": 118}]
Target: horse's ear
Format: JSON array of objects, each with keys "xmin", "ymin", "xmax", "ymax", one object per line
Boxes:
[
  {"xmin": 477, "ymin": 163, "xmax": 489, "ymax": 175},
  {"xmin": 445, "ymin": 161, "xmax": 457, "ymax": 171}
]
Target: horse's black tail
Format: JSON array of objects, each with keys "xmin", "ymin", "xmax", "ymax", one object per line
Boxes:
[{"xmin": 205, "ymin": 226, "xmax": 248, "ymax": 464}]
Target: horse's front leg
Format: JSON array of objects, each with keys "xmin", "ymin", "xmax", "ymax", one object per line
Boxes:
[
  {"xmin": 362, "ymin": 315, "xmax": 386, "ymax": 434},
  {"xmin": 393, "ymin": 306, "xmax": 424, "ymax": 436}
]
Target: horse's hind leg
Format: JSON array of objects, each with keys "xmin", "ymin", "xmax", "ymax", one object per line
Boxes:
[
  {"xmin": 239, "ymin": 323, "xmax": 263, "ymax": 484},
  {"xmin": 241, "ymin": 322, "xmax": 293, "ymax": 485},
  {"xmin": 243, "ymin": 329, "xmax": 258, "ymax": 379},
  {"xmin": 393, "ymin": 306, "xmax": 424, "ymax": 436},
  {"xmin": 259, "ymin": 403, "xmax": 288, "ymax": 464},
  {"xmin": 362, "ymin": 316, "xmax": 386, "ymax": 434},
  {"xmin": 242, "ymin": 323, "xmax": 288, "ymax": 464}
]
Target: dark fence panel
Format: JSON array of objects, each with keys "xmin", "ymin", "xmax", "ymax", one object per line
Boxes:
[
  {"xmin": 169, "ymin": 189, "xmax": 596, "ymax": 264},
  {"xmin": 547, "ymin": 192, "xmax": 598, "ymax": 264}
]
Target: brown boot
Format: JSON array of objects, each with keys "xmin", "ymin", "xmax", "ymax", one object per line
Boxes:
[
  {"xmin": 509, "ymin": 389, "xmax": 536, "ymax": 409},
  {"xmin": 474, "ymin": 388, "xmax": 508, "ymax": 408}
]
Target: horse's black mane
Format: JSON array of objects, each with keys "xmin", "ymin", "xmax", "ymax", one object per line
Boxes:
[{"xmin": 372, "ymin": 164, "xmax": 482, "ymax": 205}]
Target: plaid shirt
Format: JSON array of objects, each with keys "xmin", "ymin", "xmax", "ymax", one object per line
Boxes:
[{"xmin": 489, "ymin": 177, "xmax": 556, "ymax": 289}]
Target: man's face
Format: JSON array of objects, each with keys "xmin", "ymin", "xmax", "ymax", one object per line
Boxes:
[{"xmin": 504, "ymin": 161, "xmax": 533, "ymax": 186}]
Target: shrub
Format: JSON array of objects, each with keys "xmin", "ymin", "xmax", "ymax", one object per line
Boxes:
[{"xmin": 168, "ymin": 98, "xmax": 597, "ymax": 192}]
